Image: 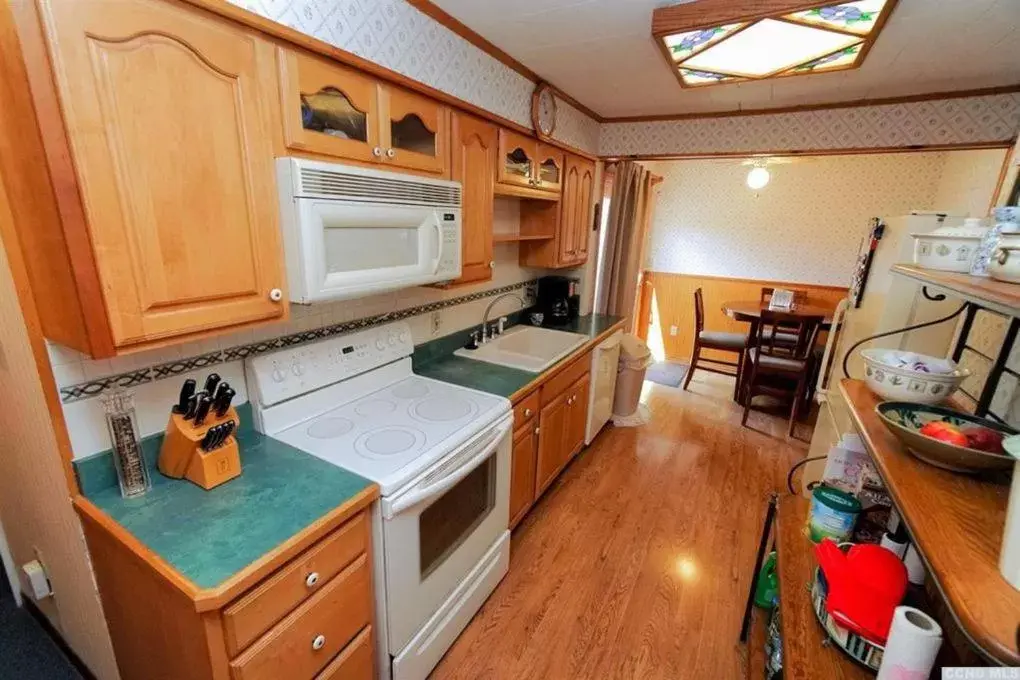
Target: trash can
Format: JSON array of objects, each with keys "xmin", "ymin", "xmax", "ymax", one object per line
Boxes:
[{"xmin": 613, "ymin": 334, "xmax": 652, "ymax": 422}]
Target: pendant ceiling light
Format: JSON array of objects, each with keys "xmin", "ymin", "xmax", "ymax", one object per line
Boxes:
[
  {"xmin": 652, "ymin": 0, "xmax": 897, "ymax": 89},
  {"xmin": 747, "ymin": 166, "xmax": 771, "ymax": 190}
]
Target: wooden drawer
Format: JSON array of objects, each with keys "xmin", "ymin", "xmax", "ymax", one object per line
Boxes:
[
  {"xmin": 314, "ymin": 626, "xmax": 374, "ymax": 680},
  {"xmin": 513, "ymin": 391, "xmax": 540, "ymax": 427},
  {"xmin": 224, "ymin": 512, "xmax": 368, "ymax": 656},
  {"xmin": 230, "ymin": 554, "xmax": 372, "ymax": 680},
  {"xmin": 541, "ymin": 350, "xmax": 591, "ymax": 404}
]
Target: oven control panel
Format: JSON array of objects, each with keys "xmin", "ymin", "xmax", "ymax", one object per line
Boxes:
[{"xmin": 248, "ymin": 320, "xmax": 414, "ymax": 406}]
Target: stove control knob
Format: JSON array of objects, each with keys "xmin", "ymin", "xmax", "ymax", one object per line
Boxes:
[
  {"xmin": 272, "ymin": 368, "xmax": 286, "ymax": 383},
  {"xmin": 387, "ymin": 332, "xmax": 397, "ymax": 346},
  {"xmin": 375, "ymin": 338, "xmax": 386, "ymax": 351},
  {"xmin": 291, "ymin": 362, "xmax": 305, "ymax": 377},
  {"xmin": 399, "ymin": 330, "xmax": 409, "ymax": 343}
]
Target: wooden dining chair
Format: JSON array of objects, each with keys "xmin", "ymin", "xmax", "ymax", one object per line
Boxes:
[
  {"xmin": 759, "ymin": 287, "xmax": 807, "ymax": 348},
  {"xmin": 740, "ymin": 310, "xmax": 824, "ymax": 437},
  {"xmin": 682, "ymin": 287, "xmax": 747, "ymax": 398}
]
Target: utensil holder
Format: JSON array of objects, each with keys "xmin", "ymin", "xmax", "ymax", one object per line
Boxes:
[{"xmin": 158, "ymin": 408, "xmax": 241, "ymax": 490}]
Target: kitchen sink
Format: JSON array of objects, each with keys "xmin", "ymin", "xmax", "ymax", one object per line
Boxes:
[{"xmin": 454, "ymin": 325, "xmax": 588, "ymax": 373}]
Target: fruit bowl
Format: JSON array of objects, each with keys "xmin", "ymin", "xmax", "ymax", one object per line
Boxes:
[
  {"xmin": 875, "ymin": 402, "xmax": 1016, "ymax": 473},
  {"xmin": 860, "ymin": 349, "xmax": 967, "ymax": 405}
]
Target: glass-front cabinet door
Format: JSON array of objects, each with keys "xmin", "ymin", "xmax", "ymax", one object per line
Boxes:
[
  {"xmin": 382, "ymin": 87, "xmax": 449, "ymax": 176},
  {"xmin": 279, "ymin": 48, "xmax": 382, "ymax": 163},
  {"xmin": 535, "ymin": 143, "xmax": 564, "ymax": 193},
  {"xmin": 497, "ymin": 129, "xmax": 537, "ymax": 189}
]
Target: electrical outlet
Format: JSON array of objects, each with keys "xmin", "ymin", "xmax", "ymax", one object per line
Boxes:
[
  {"xmin": 670, "ymin": 325, "xmax": 678, "ymax": 336},
  {"xmin": 431, "ymin": 311, "xmax": 441, "ymax": 336}
]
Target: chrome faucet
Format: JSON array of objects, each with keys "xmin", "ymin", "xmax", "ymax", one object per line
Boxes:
[{"xmin": 481, "ymin": 293, "xmax": 525, "ymax": 343}]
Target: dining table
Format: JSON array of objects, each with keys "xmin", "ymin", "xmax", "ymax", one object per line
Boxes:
[{"xmin": 721, "ymin": 300, "xmax": 838, "ymax": 405}]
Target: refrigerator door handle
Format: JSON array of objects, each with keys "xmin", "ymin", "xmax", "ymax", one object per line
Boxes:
[{"xmin": 815, "ymin": 298, "xmax": 850, "ymax": 401}]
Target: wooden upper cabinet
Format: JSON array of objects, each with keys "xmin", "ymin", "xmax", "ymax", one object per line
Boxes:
[
  {"xmin": 278, "ymin": 47, "xmax": 382, "ymax": 164},
  {"xmin": 535, "ymin": 143, "xmax": 564, "ymax": 193},
  {"xmin": 557, "ymin": 162, "xmax": 581, "ymax": 264},
  {"xmin": 382, "ymin": 87, "xmax": 449, "ymax": 176},
  {"xmin": 520, "ymin": 152, "xmax": 597, "ymax": 269},
  {"xmin": 27, "ymin": 0, "xmax": 287, "ymax": 355},
  {"xmin": 497, "ymin": 129, "xmax": 537, "ymax": 189},
  {"xmin": 573, "ymin": 159, "xmax": 596, "ymax": 263},
  {"xmin": 278, "ymin": 47, "xmax": 448, "ymax": 176},
  {"xmin": 450, "ymin": 112, "xmax": 497, "ymax": 285}
]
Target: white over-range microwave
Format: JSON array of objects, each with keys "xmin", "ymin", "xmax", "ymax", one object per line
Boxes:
[{"xmin": 276, "ymin": 157, "xmax": 462, "ymax": 303}]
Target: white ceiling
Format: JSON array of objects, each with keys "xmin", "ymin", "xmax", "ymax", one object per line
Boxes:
[{"xmin": 430, "ymin": 0, "xmax": 1020, "ymax": 119}]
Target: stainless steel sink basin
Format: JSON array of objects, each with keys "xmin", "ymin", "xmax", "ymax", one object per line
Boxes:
[{"xmin": 454, "ymin": 325, "xmax": 588, "ymax": 373}]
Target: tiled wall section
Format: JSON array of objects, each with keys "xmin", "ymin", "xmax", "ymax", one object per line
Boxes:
[
  {"xmin": 228, "ymin": 0, "xmax": 599, "ymax": 154},
  {"xmin": 600, "ymin": 93, "xmax": 1020, "ymax": 157},
  {"xmin": 53, "ymin": 241, "xmax": 545, "ymax": 459}
]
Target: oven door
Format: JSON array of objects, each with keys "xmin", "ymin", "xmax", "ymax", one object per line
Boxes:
[
  {"xmin": 380, "ymin": 415, "xmax": 511, "ymax": 653},
  {"xmin": 293, "ymin": 198, "xmax": 458, "ymax": 302}
]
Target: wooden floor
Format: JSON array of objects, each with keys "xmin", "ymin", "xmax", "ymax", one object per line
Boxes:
[{"xmin": 431, "ymin": 373, "xmax": 810, "ymax": 680}]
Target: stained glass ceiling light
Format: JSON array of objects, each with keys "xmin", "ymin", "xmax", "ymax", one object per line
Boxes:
[{"xmin": 652, "ymin": 0, "xmax": 896, "ymax": 88}]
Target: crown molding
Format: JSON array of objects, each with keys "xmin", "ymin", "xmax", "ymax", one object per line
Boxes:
[{"xmin": 601, "ymin": 85, "xmax": 1020, "ymax": 123}]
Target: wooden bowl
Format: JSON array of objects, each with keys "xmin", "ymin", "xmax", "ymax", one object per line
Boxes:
[{"xmin": 875, "ymin": 402, "xmax": 1016, "ymax": 474}]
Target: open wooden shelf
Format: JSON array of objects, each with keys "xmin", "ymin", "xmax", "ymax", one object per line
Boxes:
[
  {"xmin": 775, "ymin": 494, "xmax": 873, "ymax": 680},
  {"xmin": 492, "ymin": 232, "xmax": 554, "ymax": 243},
  {"xmin": 839, "ymin": 378, "xmax": 1020, "ymax": 665},
  {"xmin": 891, "ymin": 264, "xmax": 1020, "ymax": 318}
]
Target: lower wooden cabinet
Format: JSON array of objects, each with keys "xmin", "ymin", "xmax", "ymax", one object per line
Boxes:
[
  {"xmin": 510, "ymin": 351, "xmax": 592, "ymax": 527},
  {"xmin": 78, "ymin": 505, "xmax": 375, "ymax": 680}
]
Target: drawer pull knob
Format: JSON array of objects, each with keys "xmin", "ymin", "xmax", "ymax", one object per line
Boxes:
[
  {"xmin": 305, "ymin": 572, "xmax": 319, "ymax": 588},
  {"xmin": 524, "ymin": 408, "xmax": 533, "ymax": 417},
  {"xmin": 312, "ymin": 634, "xmax": 326, "ymax": 651}
]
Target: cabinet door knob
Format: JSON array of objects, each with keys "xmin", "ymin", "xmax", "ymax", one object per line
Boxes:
[
  {"xmin": 386, "ymin": 148, "xmax": 396, "ymax": 158},
  {"xmin": 524, "ymin": 408, "xmax": 532, "ymax": 417},
  {"xmin": 305, "ymin": 572, "xmax": 319, "ymax": 588},
  {"xmin": 373, "ymin": 146, "xmax": 383, "ymax": 157},
  {"xmin": 311, "ymin": 634, "xmax": 326, "ymax": 650},
  {"xmin": 489, "ymin": 261, "xmax": 495, "ymax": 269},
  {"xmin": 534, "ymin": 426, "xmax": 540, "ymax": 435},
  {"xmin": 268, "ymin": 288, "xmax": 283, "ymax": 302}
]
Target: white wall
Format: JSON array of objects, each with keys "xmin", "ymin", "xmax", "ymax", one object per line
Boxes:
[{"xmin": 643, "ymin": 149, "xmax": 1006, "ymax": 286}]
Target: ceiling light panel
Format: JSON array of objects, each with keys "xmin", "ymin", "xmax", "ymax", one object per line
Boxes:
[
  {"xmin": 664, "ymin": 23, "xmax": 744, "ymax": 62},
  {"xmin": 682, "ymin": 19, "xmax": 860, "ymax": 78},
  {"xmin": 784, "ymin": 0, "xmax": 887, "ymax": 35}
]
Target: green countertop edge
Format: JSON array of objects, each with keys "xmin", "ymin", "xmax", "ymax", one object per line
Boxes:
[
  {"xmin": 74, "ymin": 403, "xmax": 373, "ymax": 590},
  {"xmin": 413, "ymin": 314, "xmax": 625, "ymax": 398}
]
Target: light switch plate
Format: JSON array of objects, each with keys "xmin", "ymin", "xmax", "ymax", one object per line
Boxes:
[{"xmin": 670, "ymin": 325, "xmax": 678, "ymax": 336}]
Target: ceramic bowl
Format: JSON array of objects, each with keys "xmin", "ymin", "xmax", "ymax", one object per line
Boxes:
[
  {"xmin": 989, "ymin": 245, "xmax": 1020, "ymax": 284},
  {"xmin": 875, "ymin": 402, "xmax": 1016, "ymax": 473},
  {"xmin": 860, "ymin": 349, "xmax": 967, "ymax": 405}
]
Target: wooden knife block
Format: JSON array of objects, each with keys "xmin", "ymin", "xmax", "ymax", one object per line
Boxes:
[{"xmin": 158, "ymin": 407, "xmax": 241, "ymax": 490}]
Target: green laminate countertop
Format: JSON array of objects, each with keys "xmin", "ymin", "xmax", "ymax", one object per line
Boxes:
[
  {"xmin": 75, "ymin": 404, "xmax": 375, "ymax": 591},
  {"xmin": 414, "ymin": 314, "xmax": 625, "ymax": 399}
]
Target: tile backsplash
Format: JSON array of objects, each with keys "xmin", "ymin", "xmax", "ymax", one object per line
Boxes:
[{"xmin": 54, "ymin": 238, "xmax": 546, "ymax": 460}]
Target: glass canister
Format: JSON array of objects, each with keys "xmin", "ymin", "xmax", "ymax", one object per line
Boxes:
[
  {"xmin": 972, "ymin": 209, "xmax": 1020, "ymax": 277},
  {"xmin": 101, "ymin": 389, "xmax": 151, "ymax": 498}
]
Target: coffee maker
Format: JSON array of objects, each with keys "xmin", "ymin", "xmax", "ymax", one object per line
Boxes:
[{"xmin": 536, "ymin": 276, "xmax": 580, "ymax": 326}]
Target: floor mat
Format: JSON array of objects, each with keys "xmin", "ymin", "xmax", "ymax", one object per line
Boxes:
[{"xmin": 645, "ymin": 361, "xmax": 688, "ymax": 388}]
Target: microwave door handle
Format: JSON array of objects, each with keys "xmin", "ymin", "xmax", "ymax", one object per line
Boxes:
[
  {"xmin": 383, "ymin": 421, "xmax": 511, "ymax": 519},
  {"xmin": 431, "ymin": 219, "xmax": 444, "ymax": 275}
]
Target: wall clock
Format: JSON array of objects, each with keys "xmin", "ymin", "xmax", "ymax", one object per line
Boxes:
[{"xmin": 531, "ymin": 83, "xmax": 557, "ymax": 139}]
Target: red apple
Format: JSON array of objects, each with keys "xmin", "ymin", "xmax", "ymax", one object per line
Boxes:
[
  {"xmin": 962, "ymin": 427, "xmax": 1004, "ymax": 453},
  {"xmin": 919, "ymin": 421, "xmax": 969, "ymax": 447}
]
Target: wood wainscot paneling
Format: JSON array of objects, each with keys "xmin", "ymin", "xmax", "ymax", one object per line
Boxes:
[{"xmin": 637, "ymin": 271, "xmax": 847, "ymax": 363}]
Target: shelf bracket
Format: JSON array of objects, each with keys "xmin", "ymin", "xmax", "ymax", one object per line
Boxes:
[{"xmin": 920, "ymin": 286, "xmax": 947, "ymax": 302}]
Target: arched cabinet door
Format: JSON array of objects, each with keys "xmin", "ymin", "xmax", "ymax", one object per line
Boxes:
[
  {"xmin": 37, "ymin": 0, "xmax": 287, "ymax": 348},
  {"xmin": 535, "ymin": 143, "xmax": 564, "ymax": 193},
  {"xmin": 450, "ymin": 112, "xmax": 497, "ymax": 285},
  {"xmin": 573, "ymin": 159, "xmax": 596, "ymax": 264},
  {"xmin": 558, "ymin": 164, "xmax": 580, "ymax": 264},
  {"xmin": 382, "ymin": 88, "xmax": 449, "ymax": 176},
  {"xmin": 279, "ymin": 47, "xmax": 382, "ymax": 164},
  {"xmin": 497, "ymin": 129, "xmax": 538, "ymax": 189}
]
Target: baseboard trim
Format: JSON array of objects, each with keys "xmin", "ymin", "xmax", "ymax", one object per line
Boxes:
[{"xmin": 22, "ymin": 595, "xmax": 99, "ymax": 680}]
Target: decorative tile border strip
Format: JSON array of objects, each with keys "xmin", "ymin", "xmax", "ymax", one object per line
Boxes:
[{"xmin": 59, "ymin": 280, "xmax": 539, "ymax": 404}]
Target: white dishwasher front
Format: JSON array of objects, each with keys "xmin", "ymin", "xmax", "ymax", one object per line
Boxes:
[{"xmin": 585, "ymin": 330, "xmax": 623, "ymax": 445}]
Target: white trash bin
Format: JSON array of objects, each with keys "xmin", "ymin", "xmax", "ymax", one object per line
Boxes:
[{"xmin": 612, "ymin": 334, "xmax": 653, "ymax": 426}]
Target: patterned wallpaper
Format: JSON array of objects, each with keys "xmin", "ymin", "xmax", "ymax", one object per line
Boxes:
[
  {"xmin": 601, "ymin": 93, "xmax": 1020, "ymax": 157},
  {"xmin": 642, "ymin": 150, "xmax": 988, "ymax": 286},
  {"xmin": 226, "ymin": 0, "xmax": 600, "ymax": 153}
]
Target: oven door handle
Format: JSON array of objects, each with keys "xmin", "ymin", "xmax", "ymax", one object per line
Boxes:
[{"xmin": 384, "ymin": 421, "xmax": 511, "ymax": 519}]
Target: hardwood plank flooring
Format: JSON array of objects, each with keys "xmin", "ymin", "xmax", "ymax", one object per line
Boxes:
[{"xmin": 431, "ymin": 374, "xmax": 808, "ymax": 680}]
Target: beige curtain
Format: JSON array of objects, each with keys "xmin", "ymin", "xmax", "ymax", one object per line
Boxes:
[{"xmin": 595, "ymin": 161, "xmax": 656, "ymax": 322}]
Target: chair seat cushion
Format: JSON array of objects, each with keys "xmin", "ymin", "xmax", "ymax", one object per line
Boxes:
[
  {"xmin": 698, "ymin": 330, "xmax": 747, "ymax": 350},
  {"xmin": 748, "ymin": 347, "xmax": 807, "ymax": 374}
]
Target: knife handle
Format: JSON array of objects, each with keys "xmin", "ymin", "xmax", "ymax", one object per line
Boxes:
[
  {"xmin": 200, "ymin": 425, "xmax": 216, "ymax": 451},
  {"xmin": 183, "ymin": 393, "xmax": 199, "ymax": 420},
  {"xmin": 214, "ymin": 381, "xmax": 231, "ymax": 402},
  {"xmin": 174, "ymin": 378, "xmax": 197, "ymax": 414},
  {"xmin": 215, "ymin": 387, "xmax": 236, "ymax": 418},
  {"xmin": 221, "ymin": 420, "xmax": 235, "ymax": 448},
  {"xmin": 203, "ymin": 373, "xmax": 221, "ymax": 395},
  {"xmin": 194, "ymin": 395, "xmax": 213, "ymax": 426}
]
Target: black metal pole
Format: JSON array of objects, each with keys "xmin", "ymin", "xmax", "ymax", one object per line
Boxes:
[{"xmin": 740, "ymin": 493, "xmax": 778, "ymax": 643}]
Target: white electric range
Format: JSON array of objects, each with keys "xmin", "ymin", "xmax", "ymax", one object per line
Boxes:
[{"xmin": 246, "ymin": 321, "xmax": 512, "ymax": 680}]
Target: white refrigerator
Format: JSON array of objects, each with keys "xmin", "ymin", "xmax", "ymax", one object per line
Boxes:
[{"xmin": 802, "ymin": 212, "xmax": 966, "ymax": 490}]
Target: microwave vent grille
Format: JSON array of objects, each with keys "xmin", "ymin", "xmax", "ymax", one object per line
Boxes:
[{"xmin": 297, "ymin": 167, "xmax": 461, "ymax": 207}]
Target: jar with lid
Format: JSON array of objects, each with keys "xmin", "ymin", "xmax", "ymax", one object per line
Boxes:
[{"xmin": 972, "ymin": 209, "xmax": 1020, "ymax": 277}]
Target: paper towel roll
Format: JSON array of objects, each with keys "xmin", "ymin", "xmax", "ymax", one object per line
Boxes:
[
  {"xmin": 904, "ymin": 544, "xmax": 926, "ymax": 585},
  {"xmin": 880, "ymin": 532, "xmax": 908, "ymax": 559},
  {"xmin": 876, "ymin": 606, "xmax": 942, "ymax": 680}
]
